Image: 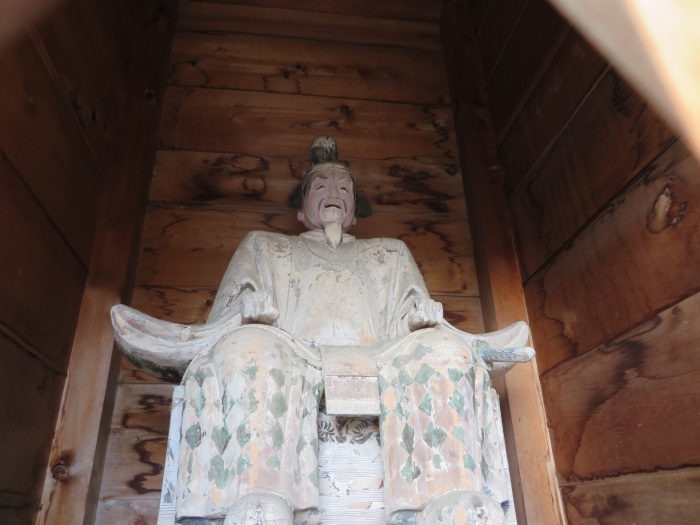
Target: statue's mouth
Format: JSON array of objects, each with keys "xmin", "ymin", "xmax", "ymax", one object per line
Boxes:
[{"xmin": 324, "ymin": 202, "xmax": 341, "ymax": 210}]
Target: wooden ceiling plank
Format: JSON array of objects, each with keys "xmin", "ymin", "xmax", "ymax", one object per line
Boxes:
[
  {"xmin": 169, "ymin": 31, "xmax": 450, "ymax": 104},
  {"xmin": 159, "ymin": 87, "xmax": 457, "ymax": 160},
  {"xmin": 178, "ymin": 1, "xmax": 441, "ymax": 50}
]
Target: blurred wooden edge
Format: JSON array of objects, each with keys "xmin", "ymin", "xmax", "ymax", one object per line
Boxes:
[
  {"xmin": 0, "ymin": 0, "xmax": 67, "ymax": 49},
  {"xmin": 548, "ymin": 0, "xmax": 700, "ymax": 162}
]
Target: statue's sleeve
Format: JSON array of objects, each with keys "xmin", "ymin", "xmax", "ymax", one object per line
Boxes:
[
  {"xmin": 385, "ymin": 240, "xmax": 434, "ymax": 339},
  {"xmin": 207, "ymin": 231, "xmax": 275, "ymax": 323}
]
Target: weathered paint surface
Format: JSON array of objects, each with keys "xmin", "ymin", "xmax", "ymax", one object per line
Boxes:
[{"xmin": 114, "ymin": 138, "xmax": 530, "ymax": 524}]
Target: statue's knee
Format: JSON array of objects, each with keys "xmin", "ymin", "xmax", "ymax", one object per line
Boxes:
[
  {"xmin": 408, "ymin": 329, "xmax": 473, "ymax": 362},
  {"xmin": 183, "ymin": 325, "xmax": 295, "ymax": 382}
]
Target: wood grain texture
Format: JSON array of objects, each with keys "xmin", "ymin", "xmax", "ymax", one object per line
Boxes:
[
  {"xmin": 562, "ymin": 469, "xmax": 700, "ymax": 524},
  {"xmin": 499, "ymin": 32, "xmax": 608, "ymax": 195},
  {"xmin": 159, "ymin": 87, "xmax": 456, "ymax": 160},
  {"xmin": 169, "ymin": 31, "xmax": 450, "ymax": 104},
  {"xmin": 0, "ymin": 150, "xmax": 86, "ymax": 369},
  {"xmin": 469, "ymin": 0, "xmax": 493, "ymax": 34},
  {"xmin": 542, "ymin": 291, "xmax": 700, "ymax": 482},
  {"xmin": 525, "ymin": 140, "xmax": 700, "ymax": 374},
  {"xmin": 0, "ymin": 34, "xmax": 103, "ymax": 265},
  {"xmin": 31, "ymin": 4, "xmax": 117, "ymax": 172},
  {"xmin": 95, "ymin": 499, "xmax": 161, "ymax": 525},
  {"xmin": 99, "ymin": 383, "xmax": 172, "ymax": 500},
  {"xmin": 71, "ymin": 0, "xmax": 130, "ymax": 98},
  {"xmin": 152, "ymin": 150, "xmax": 466, "ymax": 214},
  {"xmin": 485, "ymin": 0, "xmax": 569, "ymax": 140},
  {"xmin": 0, "ymin": 333, "xmax": 64, "ymax": 523},
  {"xmin": 511, "ymin": 70, "xmax": 676, "ymax": 278},
  {"xmin": 135, "ymin": 206, "xmax": 477, "ymax": 295},
  {"xmin": 475, "ymin": 0, "xmax": 529, "ymax": 82},
  {"xmin": 442, "ymin": 3, "xmax": 566, "ymax": 524},
  {"xmin": 187, "ymin": 0, "xmax": 444, "ymax": 22},
  {"xmin": 178, "ymin": 1, "xmax": 441, "ymax": 50},
  {"xmin": 36, "ymin": 1, "xmax": 179, "ymax": 523}
]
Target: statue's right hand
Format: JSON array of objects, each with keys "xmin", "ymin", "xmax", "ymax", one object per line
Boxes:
[{"xmin": 241, "ymin": 291, "xmax": 279, "ymax": 325}]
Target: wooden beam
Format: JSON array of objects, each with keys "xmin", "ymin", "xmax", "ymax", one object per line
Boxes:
[
  {"xmin": 35, "ymin": 1, "xmax": 179, "ymax": 523},
  {"xmin": 441, "ymin": 3, "xmax": 566, "ymax": 524},
  {"xmin": 547, "ymin": 0, "xmax": 700, "ymax": 162}
]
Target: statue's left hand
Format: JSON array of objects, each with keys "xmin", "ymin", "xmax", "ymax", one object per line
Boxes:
[
  {"xmin": 408, "ymin": 295, "xmax": 443, "ymax": 331},
  {"xmin": 241, "ymin": 291, "xmax": 279, "ymax": 325}
]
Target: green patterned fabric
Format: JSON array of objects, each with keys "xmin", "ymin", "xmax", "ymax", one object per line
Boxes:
[
  {"xmin": 177, "ymin": 326, "xmax": 323, "ymax": 520},
  {"xmin": 377, "ymin": 329, "xmax": 508, "ymax": 515}
]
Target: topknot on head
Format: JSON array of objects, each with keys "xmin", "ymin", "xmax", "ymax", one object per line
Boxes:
[{"xmin": 309, "ymin": 135, "xmax": 339, "ymax": 165}]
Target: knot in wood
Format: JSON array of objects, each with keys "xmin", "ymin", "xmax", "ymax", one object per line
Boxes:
[{"xmin": 51, "ymin": 462, "xmax": 70, "ymax": 481}]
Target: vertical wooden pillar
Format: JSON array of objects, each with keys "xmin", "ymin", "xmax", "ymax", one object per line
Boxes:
[
  {"xmin": 441, "ymin": 3, "xmax": 566, "ymax": 524},
  {"xmin": 36, "ymin": 2, "xmax": 179, "ymax": 523}
]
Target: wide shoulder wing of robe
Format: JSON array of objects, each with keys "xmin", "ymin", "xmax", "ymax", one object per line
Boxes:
[
  {"xmin": 439, "ymin": 319, "xmax": 535, "ymax": 374},
  {"xmin": 111, "ymin": 303, "xmax": 243, "ymax": 382}
]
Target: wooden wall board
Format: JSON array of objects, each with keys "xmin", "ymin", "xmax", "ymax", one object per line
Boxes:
[
  {"xmin": 0, "ymin": 509, "xmax": 34, "ymax": 525},
  {"xmin": 169, "ymin": 31, "xmax": 450, "ymax": 105},
  {"xmin": 524, "ymin": 140, "xmax": 700, "ymax": 374},
  {"xmin": 130, "ymin": 286, "xmax": 218, "ymax": 325},
  {"xmin": 99, "ymin": 383, "xmax": 172, "ymax": 501},
  {"xmin": 511, "ymin": 70, "xmax": 676, "ymax": 278},
  {"xmin": 438, "ymin": 295, "xmax": 485, "ymax": 333},
  {"xmin": 0, "ymin": 151, "xmax": 86, "ymax": 369},
  {"xmin": 71, "ymin": 0, "xmax": 131, "ymax": 98},
  {"xmin": 151, "ymin": 150, "xmax": 466, "ymax": 215},
  {"xmin": 188, "ymin": 0, "xmax": 444, "ymax": 23},
  {"xmin": 499, "ymin": 32, "xmax": 608, "ymax": 195},
  {"xmin": 0, "ymin": 334, "xmax": 64, "ymax": 519},
  {"xmin": 135, "ymin": 206, "xmax": 477, "ymax": 295},
  {"xmin": 475, "ymin": 0, "xmax": 529, "ymax": 82},
  {"xmin": 485, "ymin": 0, "xmax": 569, "ymax": 141},
  {"xmin": 541, "ymin": 290, "xmax": 700, "ymax": 482},
  {"xmin": 178, "ymin": 2, "xmax": 441, "ymax": 51},
  {"xmin": 159, "ymin": 88, "xmax": 456, "ymax": 160},
  {"xmin": 468, "ymin": 0, "xmax": 492, "ymax": 33},
  {"xmin": 95, "ymin": 499, "xmax": 161, "ymax": 525},
  {"xmin": 0, "ymin": 35, "xmax": 104, "ymax": 266},
  {"xmin": 31, "ymin": 6, "xmax": 117, "ymax": 172},
  {"xmin": 561, "ymin": 469, "xmax": 700, "ymax": 524}
]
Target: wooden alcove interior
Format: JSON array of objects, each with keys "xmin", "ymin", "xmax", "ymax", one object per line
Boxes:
[{"xmin": 1, "ymin": 0, "xmax": 699, "ymax": 524}]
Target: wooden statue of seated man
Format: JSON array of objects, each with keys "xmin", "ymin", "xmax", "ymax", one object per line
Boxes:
[{"xmin": 112, "ymin": 136, "xmax": 534, "ymax": 525}]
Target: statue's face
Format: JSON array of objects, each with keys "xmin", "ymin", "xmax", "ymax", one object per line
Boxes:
[{"xmin": 298, "ymin": 165, "xmax": 356, "ymax": 232}]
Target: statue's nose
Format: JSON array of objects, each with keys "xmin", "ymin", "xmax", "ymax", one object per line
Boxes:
[{"xmin": 326, "ymin": 182, "xmax": 341, "ymax": 198}]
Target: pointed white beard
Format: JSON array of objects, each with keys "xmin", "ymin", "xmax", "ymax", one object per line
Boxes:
[{"xmin": 324, "ymin": 222, "xmax": 343, "ymax": 249}]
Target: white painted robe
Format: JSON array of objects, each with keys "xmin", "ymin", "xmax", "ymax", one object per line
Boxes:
[{"xmin": 176, "ymin": 231, "xmax": 507, "ymax": 523}]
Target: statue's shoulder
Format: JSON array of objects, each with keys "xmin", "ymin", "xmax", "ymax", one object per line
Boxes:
[
  {"xmin": 242, "ymin": 230, "xmax": 291, "ymax": 242},
  {"xmin": 240, "ymin": 230, "xmax": 293, "ymax": 252},
  {"xmin": 357, "ymin": 236, "xmax": 410, "ymax": 254}
]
